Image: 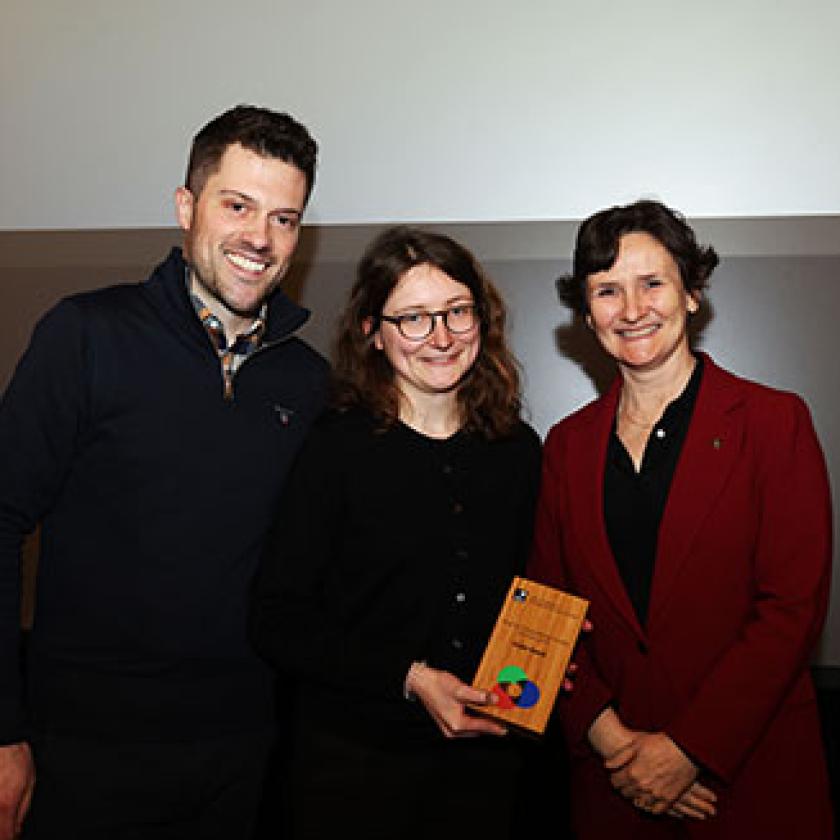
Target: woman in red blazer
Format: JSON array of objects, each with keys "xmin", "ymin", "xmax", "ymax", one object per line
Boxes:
[{"xmin": 529, "ymin": 200, "xmax": 833, "ymax": 837}]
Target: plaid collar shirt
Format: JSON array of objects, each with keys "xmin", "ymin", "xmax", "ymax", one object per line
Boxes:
[{"xmin": 187, "ymin": 272, "xmax": 267, "ymax": 400}]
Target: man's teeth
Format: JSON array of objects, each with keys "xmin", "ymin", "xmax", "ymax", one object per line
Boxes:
[{"xmin": 227, "ymin": 252, "xmax": 267, "ymax": 273}]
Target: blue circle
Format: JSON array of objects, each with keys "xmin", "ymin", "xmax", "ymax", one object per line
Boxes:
[{"xmin": 517, "ymin": 680, "xmax": 540, "ymax": 709}]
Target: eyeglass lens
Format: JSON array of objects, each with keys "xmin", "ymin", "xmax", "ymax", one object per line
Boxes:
[{"xmin": 398, "ymin": 307, "xmax": 476, "ymax": 339}]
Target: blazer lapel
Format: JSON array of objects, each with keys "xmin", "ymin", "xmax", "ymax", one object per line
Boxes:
[
  {"xmin": 648, "ymin": 356, "xmax": 744, "ymax": 626},
  {"xmin": 569, "ymin": 379, "xmax": 646, "ymax": 641}
]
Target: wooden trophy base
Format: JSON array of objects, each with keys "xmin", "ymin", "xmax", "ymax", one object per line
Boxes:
[{"xmin": 469, "ymin": 576, "xmax": 588, "ymax": 735}]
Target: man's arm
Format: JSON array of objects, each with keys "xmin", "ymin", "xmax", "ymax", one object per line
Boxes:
[{"xmin": 0, "ymin": 300, "xmax": 90, "ymax": 832}]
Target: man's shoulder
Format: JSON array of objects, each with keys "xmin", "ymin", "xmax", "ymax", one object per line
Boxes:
[
  {"xmin": 271, "ymin": 334, "xmax": 330, "ymax": 372},
  {"xmin": 254, "ymin": 337, "xmax": 331, "ymax": 415},
  {"xmin": 55, "ymin": 248, "xmax": 183, "ymax": 313},
  {"xmin": 60, "ymin": 282, "xmax": 146, "ymax": 315},
  {"xmin": 26, "ymin": 283, "xmax": 148, "ymax": 351}
]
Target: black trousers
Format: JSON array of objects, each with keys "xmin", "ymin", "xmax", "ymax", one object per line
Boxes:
[
  {"xmin": 287, "ymin": 724, "xmax": 524, "ymax": 840},
  {"xmin": 22, "ymin": 728, "xmax": 274, "ymax": 840}
]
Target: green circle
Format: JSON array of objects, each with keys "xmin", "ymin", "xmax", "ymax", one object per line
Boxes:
[{"xmin": 497, "ymin": 665, "xmax": 528, "ymax": 683}]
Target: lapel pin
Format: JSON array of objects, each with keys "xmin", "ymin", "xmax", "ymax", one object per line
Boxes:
[{"xmin": 712, "ymin": 437, "xmax": 722, "ymax": 450}]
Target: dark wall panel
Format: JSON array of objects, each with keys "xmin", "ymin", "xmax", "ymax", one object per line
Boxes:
[{"xmin": 2, "ymin": 222, "xmax": 839, "ymax": 665}]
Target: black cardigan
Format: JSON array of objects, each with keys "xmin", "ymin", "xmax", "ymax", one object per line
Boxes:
[
  {"xmin": 0, "ymin": 248, "xmax": 328, "ymax": 743},
  {"xmin": 251, "ymin": 408, "xmax": 542, "ymax": 746}
]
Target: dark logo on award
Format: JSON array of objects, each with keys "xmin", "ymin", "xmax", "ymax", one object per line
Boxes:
[{"xmin": 513, "ymin": 587, "xmax": 528, "ymax": 602}]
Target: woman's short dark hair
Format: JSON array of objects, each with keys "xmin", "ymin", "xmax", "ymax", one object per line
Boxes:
[
  {"xmin": 333, "ymin": 226, "xmax": 522, "ymax": 439},
  {"xmin": 185, "ymin": 105, "xmax": 318, "ymax": 202},
  {"xmin": 557, "ymin": 199, "xmax": 719, "ymax": 315}
]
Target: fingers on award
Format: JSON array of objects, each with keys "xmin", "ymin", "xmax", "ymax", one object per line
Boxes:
[{"xmin": 470, "ymin": 576, "xmax": 588, "ymax": 734}]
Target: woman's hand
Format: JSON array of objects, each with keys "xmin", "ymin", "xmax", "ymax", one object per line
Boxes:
[
  {"xmin": 606, "ymin": 731, "xmax": 699, "ymax": 815},
  {"xmin": 404, "ymin": 662, "xmax": 508, "ymax": 739},
  {"xmin": 667, "ymin": 781, "xmax": 717, "ymax": 820},
  {"xmin": 589, "ymin": 712, "xmax": 716, "ymax": 820},
  {"xmin": 587, "ymin": 707, "xmax": 637, "ymax": 760},
  {"xmin": 562, "ymin": 617, "xmax": 593, "ymax": 692}
]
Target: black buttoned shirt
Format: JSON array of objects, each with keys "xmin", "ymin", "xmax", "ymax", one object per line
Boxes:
[
  {"xmin": 252, "ymin": 407, "xmax": 542, "ymax": 744},
  {"xmin": 604, "ymin": 357, "xmax": 704, "ymax": 626}
]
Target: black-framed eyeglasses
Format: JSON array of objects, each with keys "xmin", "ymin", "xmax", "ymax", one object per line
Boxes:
[{"xmin": 378, "ymin": 304, "xmax": 479, "ymax": 340}]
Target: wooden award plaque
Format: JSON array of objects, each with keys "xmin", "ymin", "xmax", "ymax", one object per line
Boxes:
[{"xmin": 469, "ymin": 576, "xmax": 588, "ymax": 734}]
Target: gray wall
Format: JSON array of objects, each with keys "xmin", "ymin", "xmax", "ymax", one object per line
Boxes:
[{"xmin": 3, "ymin": 218, "xmax": 839, "ymax": 663}]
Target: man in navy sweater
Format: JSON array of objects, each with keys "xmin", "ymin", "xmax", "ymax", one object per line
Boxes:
[{"xmin": 0, "ymin": 106, "xmax": 329, "ymax": 839}]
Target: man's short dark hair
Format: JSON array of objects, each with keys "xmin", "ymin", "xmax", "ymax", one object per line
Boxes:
[{"xmin": 185, "ymin": 105, "xmax": 318, "ymax": 202}]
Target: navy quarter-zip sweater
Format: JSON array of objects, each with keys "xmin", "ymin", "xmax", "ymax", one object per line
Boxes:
[{"xmin": 0, "ymin": 248, "xmax": 329, "ymax": 743}]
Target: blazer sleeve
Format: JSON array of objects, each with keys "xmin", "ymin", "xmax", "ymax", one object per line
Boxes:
[
  {"xmin": 667, "ymin": 394, "xmax": 832, "ymax": 782},
  {"xmin": 0, "ymin": 301, "xmax": 90, "ymax": 743},
  {"xmin": 528, "ymin": 426, "xmax": 614, "ymax": 749}
]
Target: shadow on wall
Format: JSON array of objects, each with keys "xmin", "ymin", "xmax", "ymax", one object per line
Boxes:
[{"xmin": 280, "ymin": 225, "xmax": 322, "ymax": 305}]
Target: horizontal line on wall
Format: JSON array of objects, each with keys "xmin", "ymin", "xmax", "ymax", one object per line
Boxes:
[{"xmin": 2, "ymin": 216, "xmax": 840, "ymax": 269}]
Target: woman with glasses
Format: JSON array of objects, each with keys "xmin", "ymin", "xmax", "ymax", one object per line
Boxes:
[{"xmin": 251, "ymin": 226, "xmax": 542, "ymax": 838}]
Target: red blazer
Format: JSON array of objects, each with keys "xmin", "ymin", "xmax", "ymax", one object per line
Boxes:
[{"xmin": 529, "ymin": 355, "xmax": 833, "ymax": 838}]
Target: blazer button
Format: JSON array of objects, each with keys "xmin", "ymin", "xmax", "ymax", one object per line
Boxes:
[{"xmin": 637, "ymin": 640, "xmax": 648, "ymax": 655}]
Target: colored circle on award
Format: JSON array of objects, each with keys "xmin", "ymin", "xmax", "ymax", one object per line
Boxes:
[{"xmin": 492, "ymin": 665, "xmax": 541, "ymax": 710}]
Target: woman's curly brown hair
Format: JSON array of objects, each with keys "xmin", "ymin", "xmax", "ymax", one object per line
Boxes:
[{"xmin": 333, "ymin": 226, "xmax": 522, "ymax": 439}]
